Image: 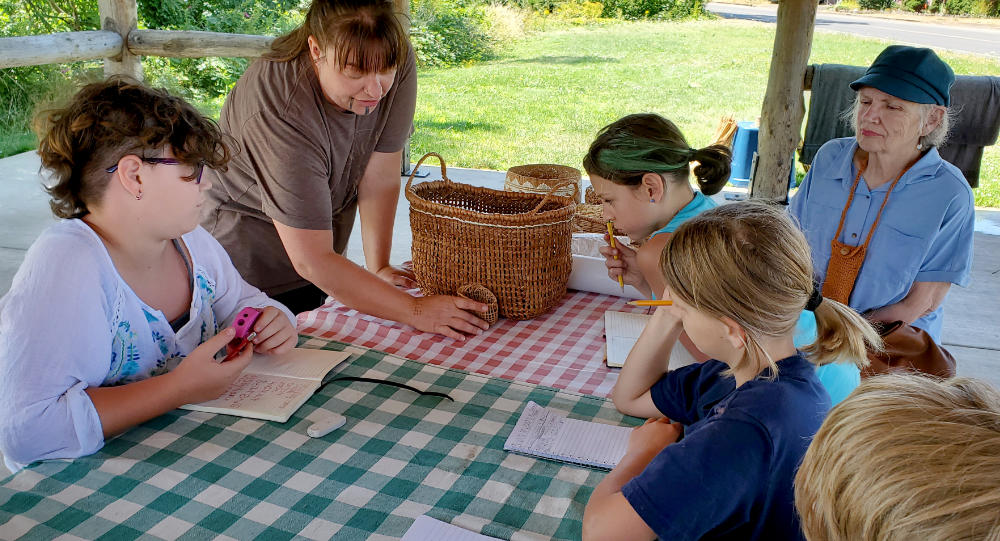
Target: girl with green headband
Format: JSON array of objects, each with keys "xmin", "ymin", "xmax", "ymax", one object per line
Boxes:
[
  {"xmin": 586, "ymin": 113, "xmax": 730, "ymax": 362},
  {"xmin": 586, "ymin": 113, "xmax": 731, "ymax": 302},
  {"xmin": 588, "ymin": 114, "xmax": 863, "ymax": 406}
]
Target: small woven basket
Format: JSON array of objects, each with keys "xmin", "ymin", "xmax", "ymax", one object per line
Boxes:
[
  {"xmin": 573, "ymin": 204, "xmax": 626, "ymax": 236},
  {"xmin": 584, "ymin": 185, "xmax": 601, "ymax": 205},
  {"xmin": 457, "ymin": 283, "xmax": 499, "ymax": 326},
  {"xmin": 407, "ymin": 153, "xmax": 577, "ymax": 320},
  {"xmin": 505, "ymin": 164, "xmax": 582, "ymax": 203}
]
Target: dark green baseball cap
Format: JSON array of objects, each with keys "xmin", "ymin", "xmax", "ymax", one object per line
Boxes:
[{"xmin": 849, "ymin": 45, "xmax": 954, "ymax": 106}]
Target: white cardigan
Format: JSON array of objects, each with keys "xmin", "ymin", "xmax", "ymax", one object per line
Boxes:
[{"xmin": 0, "ymin": 220, "xmax": 295, "ymax": 471}]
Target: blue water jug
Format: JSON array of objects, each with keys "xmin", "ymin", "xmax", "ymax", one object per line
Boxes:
[{"xmin": 727, "ymin": 121, "xmax": 798, "ymax": 190}]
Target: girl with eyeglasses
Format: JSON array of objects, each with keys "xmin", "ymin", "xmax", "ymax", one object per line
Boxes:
[{"xmin": 0, "ymin": 78, "xmax": 297, "ymax": 472}]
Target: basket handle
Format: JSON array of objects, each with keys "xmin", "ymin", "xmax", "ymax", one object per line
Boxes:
[
  {"xmin": 528, "ymin": 179, "xmax": 579, "ymax": 214},
  {"xmin": 405, "ymin": 152, "xmax": 449, "ymax": 193}
]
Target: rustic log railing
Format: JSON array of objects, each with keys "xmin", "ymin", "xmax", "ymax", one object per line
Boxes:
[
  {"xmin": 1, "ymin": 0, "xmax": 811, "ymax": 196},
  {"xmin": 0, "ymin": 0, "xmax": 412, "ymax": 171}
]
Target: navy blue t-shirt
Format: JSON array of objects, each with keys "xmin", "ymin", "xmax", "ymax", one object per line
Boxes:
[{"xmin": 621, "ymin": 353, "xmax": 830, "ymax": 541}]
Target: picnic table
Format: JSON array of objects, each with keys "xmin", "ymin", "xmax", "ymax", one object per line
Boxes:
[
  {"xmin": 298, "ymin": 290, "xmax": 647, "ymax": 399},
  {"xmin": 0, "ymin": 292, "xmax": 647, "ymax": 540}
]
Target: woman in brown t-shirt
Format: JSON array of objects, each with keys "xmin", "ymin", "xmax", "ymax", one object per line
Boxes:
[{"xmin": 203, "ymin": 0, "xmax": 488, "ymax": 340}]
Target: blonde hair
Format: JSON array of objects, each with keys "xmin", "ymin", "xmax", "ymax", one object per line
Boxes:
[
  {"xmin": 660, "ymin": 201, "xmax": 880, "ymax": 375},
  {"xmin": 795, "ymin": 374, "xmax": 1000, "ymax": 541}
]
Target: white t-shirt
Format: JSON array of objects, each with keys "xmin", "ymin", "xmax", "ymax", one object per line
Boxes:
[{"xmin": 0, "ymin": 220, "xmax": 295, "ymax": 471}]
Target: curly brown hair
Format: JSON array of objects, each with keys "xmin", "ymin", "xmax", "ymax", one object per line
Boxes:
[{"xmin": 34, "ymin": 76, "xmax": 232, "ymax": 219}]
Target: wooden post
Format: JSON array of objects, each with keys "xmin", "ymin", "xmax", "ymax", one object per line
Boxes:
[
  {"xmin": 394, "ymin": 0, "xmax": 414, "ymax": 175},
  {"xmin": 98, "ymin": 0, "xmax": 142, "ymax": 80},
  {"xmin": 750, "ymin": 0, "xmax": 817, "ymax": 203}
]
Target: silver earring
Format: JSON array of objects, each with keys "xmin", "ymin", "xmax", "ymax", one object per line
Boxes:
[
  {"xmin": 916, "ymin": 142, "xmax": 924, "ymax": 151},
  {"xmin": 136, "ymin": 190, "xmax": 142, "ymax": 201}
]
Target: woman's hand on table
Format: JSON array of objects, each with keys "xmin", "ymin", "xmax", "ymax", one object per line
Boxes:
[
  {"xmin": 600, "ymin": 235, "xmax": 646, "ymax": 291},
  {"xmin": 250, "ymin": 306, "xmax": 297, "ymax": 355},
  {"xmin": 375, "ymin": 264, "xmax": 418, "ymax": 289},
  {"xmin": 409, "ymin": 295, "xmax": 490, "ymax": 340}
]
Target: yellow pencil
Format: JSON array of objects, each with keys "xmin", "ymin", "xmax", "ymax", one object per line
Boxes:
[
  {"xmin": 606, "ymin": 221, "xmax": 625, "ymax": 291},
  {"xmin": 627, "ymin": 300, "xmax": 673, "ymax": 306}
]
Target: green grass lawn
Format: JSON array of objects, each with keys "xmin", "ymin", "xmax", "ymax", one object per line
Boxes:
[{"xmin": 411, "ymin": 19, "xmax": 1000, "ymax": 207}]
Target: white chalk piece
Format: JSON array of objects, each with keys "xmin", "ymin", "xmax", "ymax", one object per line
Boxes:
[{"xmin": 307, "ymin": 414, "xmax": 347, "ymax": 438}]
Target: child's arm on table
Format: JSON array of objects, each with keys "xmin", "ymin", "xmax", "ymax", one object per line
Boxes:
[
  {"xmin": 85, "ymin": 328, "xmax": 253, "ymax": 437},
  {"xmin": 583, "ymin": 418, "xmax": 682, "ymax": 541},
  {"xmin": 637, "ymin": 235, "xmax": 712, "ymax": 364},
  {"xmin": 611, "ymin": 306, "xmax": 683, "ymax": 418}
]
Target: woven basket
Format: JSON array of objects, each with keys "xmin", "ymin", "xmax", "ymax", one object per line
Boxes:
[
  {"xmin": 584, "ymin": 185, "xmax": 601, "ymax": 205},
  {"xmin": 573, "ymin": 204, "xmax": 627, "ymax": 236},
  {"xmin": 406, "ymin": 153, "xmax": 577, "ymax": 320},
  {"xmin": 505, "ymin": 164, "xmax": 582, "ymax": 203},
  {"xmin": 457, "ymin": 283, "xmax": 499, "ymax": 326}
]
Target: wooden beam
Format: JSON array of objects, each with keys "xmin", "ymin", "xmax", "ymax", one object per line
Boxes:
[
  {"xmin": 751, "ymin": 0, "xmax": 817, "ymax": 203},
  {"xmin": 128, "ymin": 30, "xmax": 274, "ymax": 58},
  {"xmin": 0, "ymin": 31, "xmax": 122, "ymax": 68},
  {"xmin": 98, "ymin": 0, "xmax": 142, "ymax": 80}
]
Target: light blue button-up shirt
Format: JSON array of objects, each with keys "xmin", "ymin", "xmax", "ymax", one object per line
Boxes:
[{"xmin": 789, "ymin": 138, "xmax": 975, "ymax": 342}]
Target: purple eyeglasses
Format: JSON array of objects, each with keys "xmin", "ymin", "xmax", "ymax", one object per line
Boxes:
[{"xmin": 106, "ymin": 157, "xmax": 205, "ymax": 184}]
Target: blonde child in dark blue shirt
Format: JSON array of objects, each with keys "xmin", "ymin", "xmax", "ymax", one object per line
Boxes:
[{"xmin": 583, "ymin": 202, "xmax": 880, "ymax": 541}]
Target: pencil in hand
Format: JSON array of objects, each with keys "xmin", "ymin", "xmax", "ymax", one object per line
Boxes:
[{"xmin": 606, "ymin": 221, "xmax": 625, "ymax": 292}]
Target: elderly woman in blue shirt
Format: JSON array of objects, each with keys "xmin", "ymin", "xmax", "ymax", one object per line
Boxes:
[{"xmin": 789, "ymin": 45, "xmax": 975, "ymax": 345}]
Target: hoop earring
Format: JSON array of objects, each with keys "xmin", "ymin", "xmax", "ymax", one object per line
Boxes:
[{"xmin": 136, "ymin": 189, "xmax": 142, "ymax": 201}]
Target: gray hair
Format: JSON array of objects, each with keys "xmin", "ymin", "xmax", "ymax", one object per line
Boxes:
[{"xmin": 841, "ymin": 95, "xmax": 953, "ymax": 149}]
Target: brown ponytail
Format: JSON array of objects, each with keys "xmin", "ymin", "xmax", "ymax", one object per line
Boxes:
[
  {"xmin": 583, "ymin": 113, "xmax": 732, "ymax": 195},
  {"xmin": 690, "ymin": 144, "xmax": 732, "ymax": 196}
]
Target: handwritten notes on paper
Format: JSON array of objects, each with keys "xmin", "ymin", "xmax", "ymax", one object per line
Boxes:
[
  {"xmin": 503, "ymin": 401, "xmax": 633, "ymax": 470},
  {"xmin": 180, "ymin": 348, "xmax": 354, "ymax": 422}
]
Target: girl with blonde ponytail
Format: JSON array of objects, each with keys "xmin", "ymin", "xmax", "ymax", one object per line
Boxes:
[
  {"xmin": 585, "ymin": 116, "xmax": 859, "ymax": 404},
  {"xmin": 583, "ymin": 201, "xmax": 880, "ymax": 541}
]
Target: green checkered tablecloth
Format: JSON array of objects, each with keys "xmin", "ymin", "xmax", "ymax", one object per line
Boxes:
[{"xmin": 0, "ymin": 337, "xmax": 642, "ymax": 540}]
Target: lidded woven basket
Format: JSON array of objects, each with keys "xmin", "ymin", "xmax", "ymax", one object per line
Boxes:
[
  {"xmin": 406, "ymin": 153, "xmax": 576, "ymax": 320},
  {"xmin": 505, "ymin": 164, "xmax": 582, "ymax": 203}
]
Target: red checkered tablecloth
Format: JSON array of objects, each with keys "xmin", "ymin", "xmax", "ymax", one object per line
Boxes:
[{"xmin": 297, "ymin": 290, "xmax": 647, "ymax": 397}]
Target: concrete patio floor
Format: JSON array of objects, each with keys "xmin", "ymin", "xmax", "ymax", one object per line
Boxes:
[{"xmin": 1, "ymin": 149, "xmax": 997, "ymax": 478}]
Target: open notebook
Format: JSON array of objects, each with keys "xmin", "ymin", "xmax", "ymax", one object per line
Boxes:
[
  {"xmin": 503, "ymin": 401, "xmax": 633, "ymax": 470},
  {"xmin": 180, "ymin": 347, "xmax": 360, "ymax": 422},
  {"xmin": 605, "ymin": 310, "xmax": 697, "ymax": 370}
]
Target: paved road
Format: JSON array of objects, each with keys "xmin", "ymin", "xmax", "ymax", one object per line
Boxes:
[{"xmin": 706, "ymin": 2, "xmax": 1000, "ymax": 58}]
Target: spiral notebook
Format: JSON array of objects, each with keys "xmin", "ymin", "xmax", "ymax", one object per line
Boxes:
[{"xmin": 503, "ymin": 401, "xmax": 633, "ymax": 470}]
